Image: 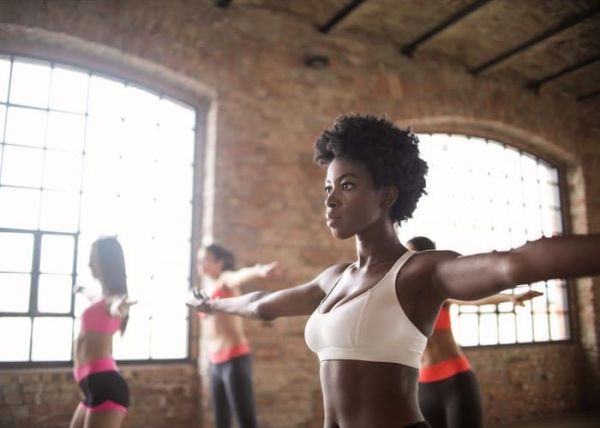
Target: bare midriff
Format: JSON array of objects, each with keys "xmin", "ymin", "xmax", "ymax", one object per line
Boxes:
[
  {"xmin": 319, "ymin": 360, "xmax": 423, "ymax": 428},
  {"xmin": 421, "ymin": 329, "xmax": 463, "ymax": 367},
  {"xmin": 74, "ymin": 332, "xmax": 114, "ymax": 367},
  {"xmin": 203, "ymin": 312, "xmax": 248, "ymax": 358}
]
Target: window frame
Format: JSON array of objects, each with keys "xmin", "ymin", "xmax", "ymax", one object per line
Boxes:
[
  {"xmin": 405, "ymin": 132, "xmax": 576, "ymax": 349},
  {"xmin": 0, "ymin": 50, "xmax": 209, "ymax": 368}
]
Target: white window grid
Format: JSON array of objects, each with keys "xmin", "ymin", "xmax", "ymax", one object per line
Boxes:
[{"xmin": 0, "ymin": 55, "xmax": 197, "ymax": 364}]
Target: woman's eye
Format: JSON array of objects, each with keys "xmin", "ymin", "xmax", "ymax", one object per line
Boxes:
[
  {"xmin": 324, "ymin": 186, "xmax": 332, "ymax": 195},
  {"xmin": 341, "ymin": 182, "xmax": 354, "ymax": 190}
]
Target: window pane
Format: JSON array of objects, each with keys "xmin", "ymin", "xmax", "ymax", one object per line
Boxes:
[
  {"xmin": 457, "ymin": 314, "xmax": 479, "ymax": 346},
  {"xmin": 113, "ymin": 315, "xmax": 150, "ymax": 360},
  {"xmin": 0, "ymin": 187, "xmax": 40, "ymax": 230},
  {"xmin": 159, "ymin": 98, "xmax": 195, "ymax": 130},
  {"xmin": 498, "ymin": 313, "xmax": 516, "ymax": 344},
  {"xmin": 5, "ymin": 106, "xmax": 47, "ymax": 147},
  {"xmin": 0, "ymin": 232, "xmax": 33, "ymax": 272},
  {"xmin": 0, "ymin": 57, "xmax": 10, "ymax": 102},
  {"xmin": 550, "ymin": 312, "xmax": 569, "ymax": 341},
  {"xmin": 0, "ymin": 273, "xmax": 31, "ymax": 312},
  {"xmin": 88, "ymin": 75, "xmax": 126, "ymax": 118},
  {"xmin": 49, "ymin": 66, "xmax": 89, "ymax": 113},
  {"xmin": 1, "ymin": 145, "xmax": 44, "ymax": 187},
  {"xmin": 0, "ymin": 104, "xmax": 6, "ymax": 137},
  {"xmin": 40, "ymin": 234, "xmax": 75, "ymax": 274},
  {"xmin": 37, "ymin": 274, "xmax": 72, "ymax": 313},
  {"xmin": 533, "ymin": 312, "xmax": 550, "ymax": 342},
  {"xmin": 43, "ymin": 149, "xmax": 83, "ymax": 191},
  {"xmin": 479, "ymin": 314, "xmax": 498, "ymax": 345},
  {"xmin": 150, "ymin": 316, "xmax": 187, "ymax": 359},
  {"xmin": 31, "ymin": 317, "xmax": 73, "ymax": 361},
  {"xmin": 516, "ymin": 307, "xmax": 533, "ymax": 343},
  {"xmin": 0, "ymin": 317, "xmax": 32, "ymax": 361},
  {"xmin": 39, "ymin": 190, "xmax": 80, "ymax": 232},
  {"xmin": 46, "ymin": 111, "xmax": 86, "ymax": 152},
  {"xmin": 10, "ymin": 58, "xmax": 51, "ymax": 108}
]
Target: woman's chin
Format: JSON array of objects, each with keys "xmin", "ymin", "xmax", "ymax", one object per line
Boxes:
[{"xmin": 329, "ymin": 228, "xmax": 353, "ymax": 240}]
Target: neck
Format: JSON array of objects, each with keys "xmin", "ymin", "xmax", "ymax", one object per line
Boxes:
[{"xmin": 354, "ymin": 219, "xmax": 404, "ymax": 268}]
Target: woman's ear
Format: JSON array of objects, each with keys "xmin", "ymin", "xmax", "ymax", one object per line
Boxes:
[{"xmin": 380, "ymin": 187, "xmax": 399, "ymax": 209}]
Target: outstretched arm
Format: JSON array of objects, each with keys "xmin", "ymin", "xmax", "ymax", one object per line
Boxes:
[
  {"xmin": 221, "ymin": 262, "xmax": 281, "ymax": 290},
  {"xmin": 190, "ymin": 265, "xmax": 343, "ymax": 321},
  {"xmin": 435, "ymin": 234, "xmax": 600, "ymax": 301},
  {"xmin": 107, "ymin": 296, "xmax": 138, "ymax": 318},
  {"xmin": 447, "ymin": 289, "xmax": 543, "ymax": 307}
]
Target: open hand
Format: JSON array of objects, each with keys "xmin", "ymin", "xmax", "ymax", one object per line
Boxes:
[
  {"xmin": 260, "ymin": 261, "xmax": 283, "ymax": 280},
  {"xmin": 186, "ymin": 289, "xmax": 214, "ymax": 313},
  {"xmin": 512, "ymin": 290, "xmax": 543, "ymax": 306}
]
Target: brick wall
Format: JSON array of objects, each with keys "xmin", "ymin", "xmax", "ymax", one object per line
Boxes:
[{"xmin": 0, "ymin": 1, "xmax": 599, "ymax": 426}]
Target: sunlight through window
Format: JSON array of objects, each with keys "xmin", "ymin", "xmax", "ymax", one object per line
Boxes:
[
  {"xmin": 399, "ymin": 134, "xmax": 569, "ymax": 346},
  {"xmin": 0, "ymin": 55, "xmax": 196, "ymax": 363}
]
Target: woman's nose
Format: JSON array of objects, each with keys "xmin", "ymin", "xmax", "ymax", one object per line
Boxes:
[{"xmin": 325, "ymin": 190, "xmax": 338, "ymax": 208}]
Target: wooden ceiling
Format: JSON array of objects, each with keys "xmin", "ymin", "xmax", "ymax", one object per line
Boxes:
[{"xmin": 219, "ymin": 0, "xmax": 600, "ymax": 103}]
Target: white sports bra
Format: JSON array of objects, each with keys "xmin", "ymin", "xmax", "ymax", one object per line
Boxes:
[{"xmin": 304, "ymin": 251, "xmax": 427, "ymax": 368}]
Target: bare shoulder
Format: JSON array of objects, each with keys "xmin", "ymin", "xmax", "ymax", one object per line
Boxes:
[
  {"xmin": 404, "ymin": 250, "xmax": 461, "ymax": 275},
  {"xmin": 314, "ymin": 263, "xmax": 352, "ymax": 292}
]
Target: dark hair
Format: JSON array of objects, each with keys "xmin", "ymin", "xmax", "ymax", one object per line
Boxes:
[
  {"xmin": 205, "ymin": 244, "xmax": 235, "ymax": 271},
  {"xmin": 93, "ymin": 236, "xmax": 128, "ymax": 334},
  {"xmin": 314, "ymin": 114, "xmax": 428, "ymax": 224},
  {"xmin": 406, "ymin": 236, "xmax": 436, "ymax": 251}
]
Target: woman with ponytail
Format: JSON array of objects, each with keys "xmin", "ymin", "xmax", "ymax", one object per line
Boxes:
[{"xmin": 69, "ymin": 236, "xmax": 135, "ymax": 428}]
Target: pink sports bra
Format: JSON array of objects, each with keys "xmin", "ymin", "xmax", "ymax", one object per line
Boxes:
[
  {"xmin": 81, "ymin": 298, "xmax": 122, "ymax": 334},
  {"xmin": 304, "ymin": 251, "xmax": 427, "ymax": 369}
]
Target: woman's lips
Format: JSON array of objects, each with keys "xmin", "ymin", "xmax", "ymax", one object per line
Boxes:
[{"xmin": 326, "ymin": 213, "xmax": 341, "ymax": 226}]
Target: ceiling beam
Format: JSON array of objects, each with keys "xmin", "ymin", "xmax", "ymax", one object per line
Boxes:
[
  {"xmin": 318, "ymin": 0, "xmax": 368, "ymax": 34},
  {"xmin": 471, "ymin": 5, "xmax": 600, "ymax": 75},
  {"xmin": 577, "ymin": 89, "xmax": 600, "ymax": 102},
  {"xmin": 528, "ymin": 54, "xmax": 600, "ymax": 92},
  {"xmin": 214, "ymin": 0, "xmax": 233, "ymax": 8},
  {"xmin": 401, "ymin": 0, "xmax": 493, "ymax": 57}
]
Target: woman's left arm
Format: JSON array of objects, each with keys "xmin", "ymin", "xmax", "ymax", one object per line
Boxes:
[
  {"xmin": 435, "ymin": 234, "xmax": 600, "ymax": 301},
  {"xmin": 108, "ymin": 296, "xmax": 138, "ymax": 318}
]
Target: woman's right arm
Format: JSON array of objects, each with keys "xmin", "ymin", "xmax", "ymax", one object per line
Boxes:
[{"xmin": 191, "ymin": 265, "xmax": 343, "ymax": 321}]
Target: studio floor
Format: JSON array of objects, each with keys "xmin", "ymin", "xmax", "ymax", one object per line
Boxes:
[{"xmin": 489, "ymin": 412, "xmax": 600, "ymax": 428}]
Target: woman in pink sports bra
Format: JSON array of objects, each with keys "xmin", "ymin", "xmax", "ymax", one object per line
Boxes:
[
  {"xmin": 407, "ymin": 236, "xmax": 542, "ymax": 428},
  {"xmin": 69, "ymin": 237, "xmax": 133, "ymax": 428},
  {"xmin": 189, "ymin": 114, "xmax": 600, "ymax": 428}
]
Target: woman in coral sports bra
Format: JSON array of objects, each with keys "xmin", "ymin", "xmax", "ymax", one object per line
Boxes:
[
  {"xmin": 189, "ymin": 114, "xmax": 600, "ymax": 428},
  {"xmin": 69, "ymin": 237, "xmax": 135, "ymax": 428},
  {"xmin": 407, "ymin": 236, "xmax": 541, "ymax": 428},
  {"xmin": 195, "ymin": 243, "xmax": 279, "ymax": 428}
]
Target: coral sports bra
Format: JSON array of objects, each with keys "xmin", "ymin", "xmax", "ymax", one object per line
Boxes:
[
  {"xmin": 81, "ymin": 298, "xmax": 121, "ymax": 334},
  {"xmin": 304, "ymin": 251, "xmax": 427, "ymax": 369},
  {"xmin": 434, "ymin": 306, "xmax": 452, "ymax": 331}
]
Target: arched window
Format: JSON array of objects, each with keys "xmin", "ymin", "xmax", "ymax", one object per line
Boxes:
[
  {"xmin": 0, "ymin": 55, "xmax": 197, "ymax": 364},
  {"xmin": 399, "ymin": 134, "xmax": 570, "ymax": 346}
]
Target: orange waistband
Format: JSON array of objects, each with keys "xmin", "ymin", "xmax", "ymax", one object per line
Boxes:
[
  {"xmin": 419, "ymin": 355, "xmax": 471, "ymax": 383},
  {"xmin": 209, "ymin": 342, "xmax": 251, "ymax": 364}
]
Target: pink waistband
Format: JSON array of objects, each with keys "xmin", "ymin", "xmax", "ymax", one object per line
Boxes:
[
  {"xmin": 419, "ymin": 355, "xmax": 471, "ymax": 383},
  {"xmin": 209, "ymin": 342, "xmax": 251, "ymax": 364},
  {"xmin": 74, "ymin": 357, "xmax": 119, "ymax": 382},
  {"xmin": 79, "ymin": 401, "xmax": 128, "ymax": 413}
]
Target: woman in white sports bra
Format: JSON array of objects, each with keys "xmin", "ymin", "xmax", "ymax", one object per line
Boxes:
[{"xmin": 190, "ymin": 114, "xmax": 600, "ymax": 428}]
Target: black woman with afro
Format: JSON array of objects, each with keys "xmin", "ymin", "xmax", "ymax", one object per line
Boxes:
[{"xmin": 190, "ymin": 114, "xmax": 600, "ymax": 428}]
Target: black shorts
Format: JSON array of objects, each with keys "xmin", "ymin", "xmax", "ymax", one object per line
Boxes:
[{"xmin": 78, "ymin": 370, "xmax": 129, "ymax": 412}]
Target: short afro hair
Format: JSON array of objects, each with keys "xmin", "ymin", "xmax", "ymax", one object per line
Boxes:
[{"xmin": 314, "ymin": 114, "xmax": 428, "ymax": 224}]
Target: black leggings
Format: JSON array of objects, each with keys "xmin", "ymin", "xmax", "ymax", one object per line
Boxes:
[
  {"xmin": 418, "ymin": 370, "xmax": 483, "ymax": 428},
  {"xmin": 210, "ymin": 354, "xmax": 257, "ymax": 428}
]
